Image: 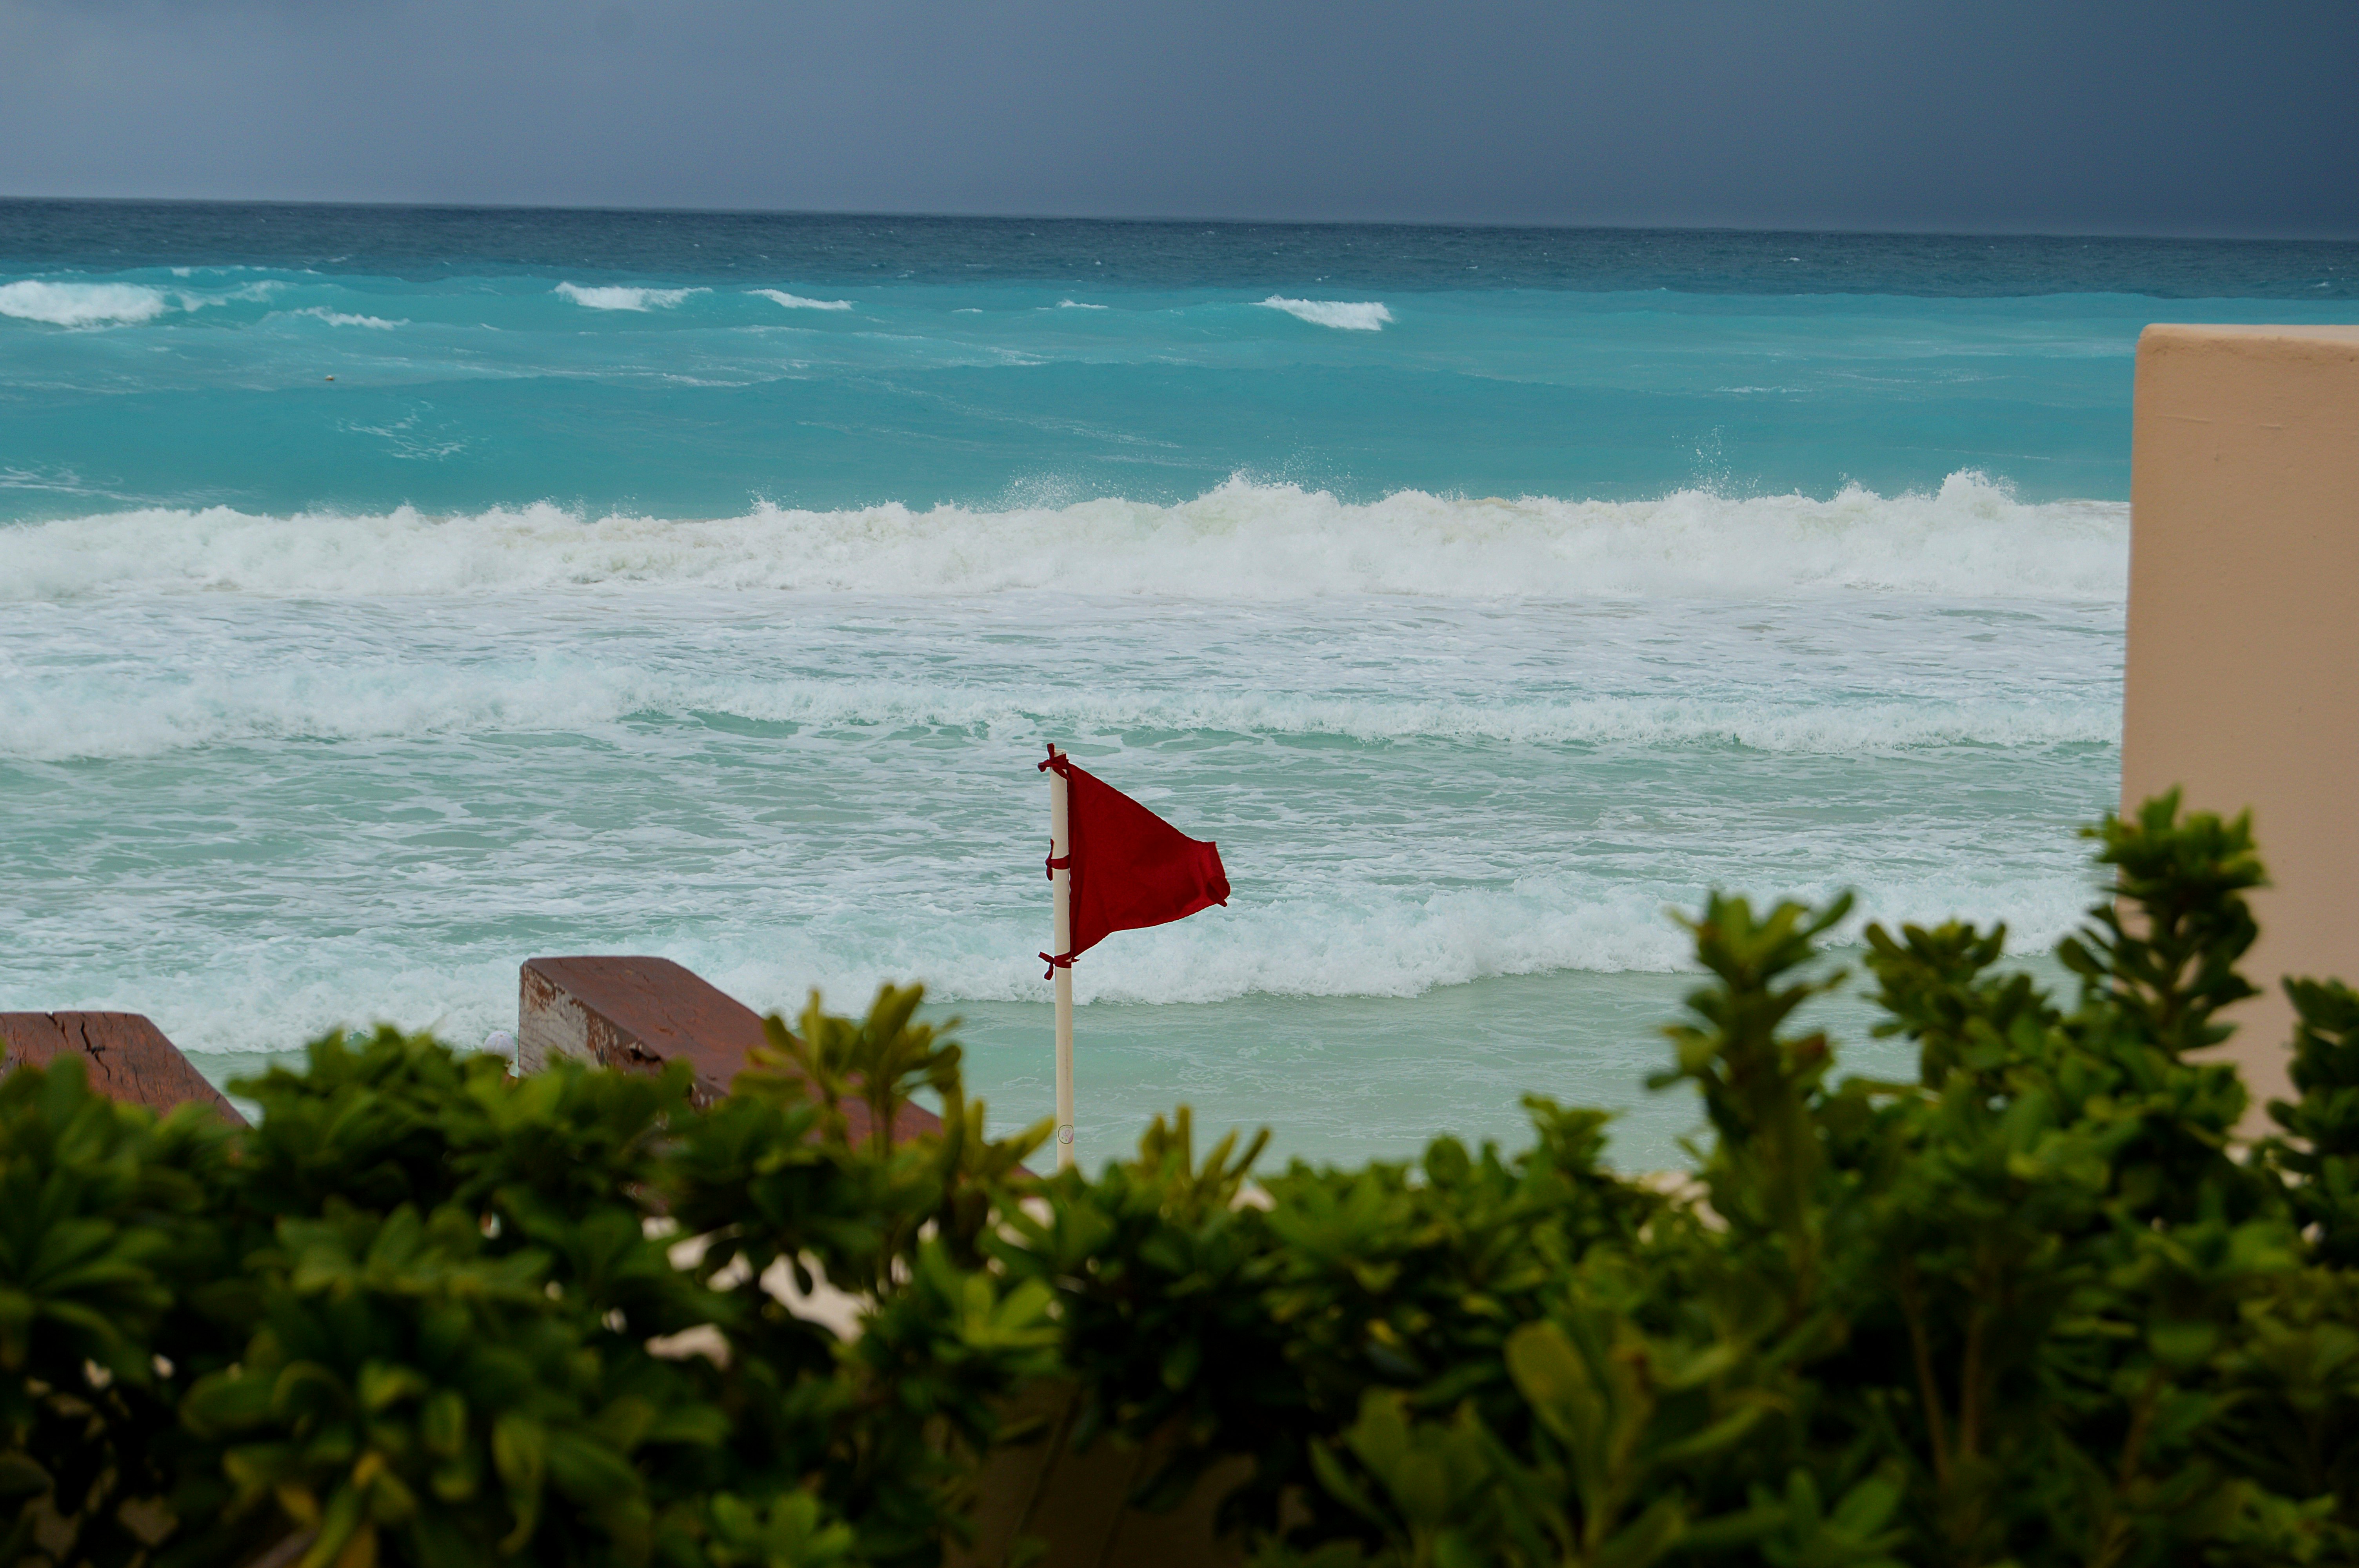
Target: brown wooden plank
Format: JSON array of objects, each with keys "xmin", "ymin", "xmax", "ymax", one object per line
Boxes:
[
  {"xmin": 518, "ymin": 956, "xmax": 942, "ymax": 1146},
  {"xmin": 0, "ymin": 1011, "xmax": 247, "ymax": 1125}
]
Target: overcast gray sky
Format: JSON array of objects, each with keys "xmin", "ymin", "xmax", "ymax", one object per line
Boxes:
[{"xmin": 1, "ymin": 0, "xmax": 2352, "ymax": 236}]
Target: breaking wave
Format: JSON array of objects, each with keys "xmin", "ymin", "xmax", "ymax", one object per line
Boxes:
[
  {"xmin": 805, "ymin": 873, "xmax": 2099, "ymax": 1006},
  {"xmin": 0, "ymin": 472, "xmax": 2126, "ymax": 603},
  {"xmin": 64, "ymin": 863, "xmax": 2096, "ymax": 1056},
  {"xmin": 554, "ymin": 282, "xmax": 703, "ymax": 311},
  {"xmin": 0, "ymin": 280, "xmax": 173, "ymax": 327},
  {"xmin": 289, "ymin": 307, "xmax": 406, "ymax": 329},
  {"xmin": 0, "ymin": 278, "xmax": 285, "ymax": 327},
  {"xmin": 751, "ymin": 289, "xmax": 852, "ymax": 311},
  {"xmin": 1260, "ymin": 296, "xmax": 1392, "ymax": 331}
]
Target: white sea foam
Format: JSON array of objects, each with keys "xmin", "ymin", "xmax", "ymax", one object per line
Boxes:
[
  {"xmin": 0, "ymin": 473, "xmax": 2126, "ymax": 604},
  {"xmin": 17, "ymin": 867, "xmax": 2096, "ymax": 1055},
  {"xmin": 0, "ymin": 660, "xmax": 2117, "ymax": 764},
  {"xmin": 836, "ymin": 884, "xmax": 1707, "ymax": 1006},
  {"xmin": 1055, "ymin": 299, "xmax": 1109, "ymax": 310},
  {"xmin": 555, "ymin": 282, "xmax": 703, "ymax": 311},
  {"xmin": 206, "ymin": 281, "xmax": 284, "ymax": 305},
  {"xmin": 751, "ymin": 289, "xmax": 852, "ymax": 311},
  {"xmin": 0, "ymin": 280, "xmax": 173, "ymax": 327},
  {"xmin": 860, "ymin": 878, "xmax": 2098, "ymax": 1006},
  {"xmin": 1260, "ymin": 296, "xmax": 1392, "ymax": 331},
  {"xmin": 0, "ymin": 278, "xmax": 285, "ymax": 328},
  {"xmin": 0, "ymin": 897, "xmax": 1676, "ymax": 1056},
  {"xmin": 291, "ymin": 307, "xmax": 406, "ymax": 329}
]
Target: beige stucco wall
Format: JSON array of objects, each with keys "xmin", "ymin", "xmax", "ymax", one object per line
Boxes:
[{"xmin": 2123, "ymin": 323, "xmax": 2359, "ymax": 1113}]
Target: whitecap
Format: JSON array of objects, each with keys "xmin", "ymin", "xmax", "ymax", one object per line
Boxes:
[
  {"xmin": 554, "ymin": 281, "xmax": 703, "ymax": 311},
  {"xmin": 0, "ymin": 472, "xmax": 2127, "ymax": 604},
  {"xmin": 751, "ymin": 289, "xmax": 852, "ymax": 311},
  {"xmin": 0, "ymin": 280, "xmax": 172, "ymax": 327},
  {"xmin": 290, "ymin": 307, "xmax": 407, "ymax": 330},
  {"xmin": 202, "ymin": 281, "xmax": 284, "ymax": 307},
  {"xmin": 1259, "ymin": 296, "xmax": 1391, "ymax": 331},
  {"xmin": 1055, "ymin": 299, "xmax": 1109, "ymax": 310}
]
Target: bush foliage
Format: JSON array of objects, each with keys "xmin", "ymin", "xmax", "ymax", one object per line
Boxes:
[{"xmin": 9, "ymin": 793, "xmax": 2359, "ymax": 1567}]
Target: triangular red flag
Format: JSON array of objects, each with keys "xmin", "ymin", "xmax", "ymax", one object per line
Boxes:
[{"xmin": 1038, "ymin": 753, "xmax": 1229, "ymax": 972}]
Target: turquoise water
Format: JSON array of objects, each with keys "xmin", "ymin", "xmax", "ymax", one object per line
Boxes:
[{"xmin": 4, "ymin": 203, "xmax": 2354, "ymax": 1169}]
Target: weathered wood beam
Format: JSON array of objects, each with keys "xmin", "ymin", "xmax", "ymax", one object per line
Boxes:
[
  {"xmin": 0, "ymin": 1011, "xmax": 246, "ymax": 1125},
  {"xmin": 518, "ymin": 956, "xmax": 943, "ymax": 1146}
]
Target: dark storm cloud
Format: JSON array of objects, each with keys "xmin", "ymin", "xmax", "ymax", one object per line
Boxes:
[{"xmin": 0, "ymin": 0, "xmax": 2352, "ymax": 236}]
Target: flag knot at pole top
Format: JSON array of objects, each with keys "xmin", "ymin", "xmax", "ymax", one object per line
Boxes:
[{"xmin": 1037, "ymin": 747, "xmax": 1230, "ymax": 976}]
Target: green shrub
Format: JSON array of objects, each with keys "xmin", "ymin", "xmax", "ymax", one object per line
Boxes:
[
  {"xmin": 998, "ymin": 793, "xmax": 2359, "ymax": 1567},
  {"xmin": 0, "ymin": 990, "xmax": 1050, "ymax": 1568},
  {"xmin": 9, "ymin": 793, "xmax": 2359, "ymax": 1568}
]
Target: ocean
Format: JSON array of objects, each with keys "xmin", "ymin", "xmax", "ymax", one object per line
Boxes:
[{"xmin": 4, "ymin": 201, "xmax": 2354, "ymax": 1169}]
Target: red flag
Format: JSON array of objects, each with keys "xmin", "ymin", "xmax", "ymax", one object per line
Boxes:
[{"xmin": 1038, "ymin": 752, "xmax": 1229, "ymax": 975}]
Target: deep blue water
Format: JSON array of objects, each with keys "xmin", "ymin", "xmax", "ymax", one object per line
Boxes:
[
  {"xmin": 4, "ymin": 201, "xmax": 2355, "ymax": 520},
  {"xmin": 9, "ymin": 201, "xmax": 2355, "ymax": 294}
]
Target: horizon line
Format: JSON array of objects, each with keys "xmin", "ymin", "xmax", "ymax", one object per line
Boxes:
[{"xmin": 3, "ymin": 193, "xmax": 2355, "ymax": 248}]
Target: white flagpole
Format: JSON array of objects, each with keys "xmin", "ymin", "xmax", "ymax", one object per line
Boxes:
[{"xmin": 1048, "ymin": 744, "xmax": 1076, "ymax": 1170}]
